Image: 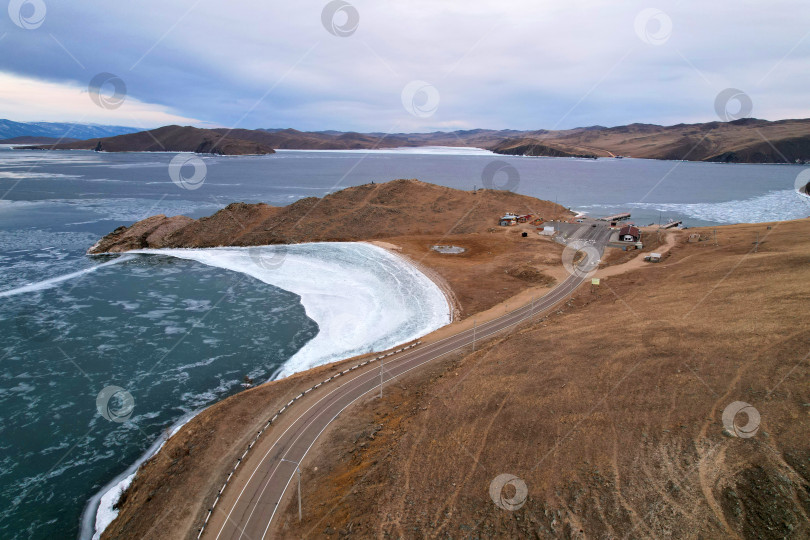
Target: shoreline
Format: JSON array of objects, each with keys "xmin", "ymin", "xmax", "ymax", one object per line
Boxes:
[
  {"xmin": 275, "ymin": 146, "xmax": 495, "ymax": 156},
  {"xmin": 10, "ymin": 144, "xmax": 810, "ymax": 165},
  {"xmin": 80, "ymin": 410, "xmax": 199, "ymax": 540},
  {"xmin": 122, "ymin": 243, "xmax": 451, "ymax": 379},
  {"xmin": 85, "ymin": 241, "xmax": 453, "ymax": 539}
]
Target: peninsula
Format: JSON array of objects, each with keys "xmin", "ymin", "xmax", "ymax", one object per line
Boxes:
[{"xmin": 91, "ymin": 177, "xmax": 810, "ymax": 539}]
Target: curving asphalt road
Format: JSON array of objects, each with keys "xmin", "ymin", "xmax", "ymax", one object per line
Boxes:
[{"xmin": 205, "ymin": 224, "xmax": 611, "ymax": 540}]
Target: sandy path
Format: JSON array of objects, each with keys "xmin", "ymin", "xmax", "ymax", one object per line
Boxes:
[{"xmin": 595, "ymin": 231, "xmax": 679, "ymax": 279}]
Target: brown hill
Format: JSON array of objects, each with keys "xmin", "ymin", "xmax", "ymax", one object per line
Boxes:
[
  {"xmin": 253, "ymin": 127, "xmax": 535, "ymax": 150},
  {"xmin": 275, "ymin": 217, "xmax": 810, "ymax": 539},
  {"xmin": 88, "ymin": 179, "xmax": 573, "ymax": 253},
  {"xmin": 491, "ymin": 139, "xmax": 598, "ymax": 159},
  {"xmin": 492, "ymin": 118, "xmax": 810, "ymax": 163},
  {"xmin": 228, "ymin": 128, "xmax": 409, "ymax": 150},
  {"xmin": 22, "ymin": 125, "xmax": 275, "ymax": 155}
]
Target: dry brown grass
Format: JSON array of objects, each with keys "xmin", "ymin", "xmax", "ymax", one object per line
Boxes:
[
  {"xmin": 387, "ymin": 229, "xmax": 563, "ymax": 317},
  {"xmin": 493, "ymin": 119, "xmax": 810, "ymax": 163},
  {"xmin": 102, "ymin": 213, "xmax": 810, "ymax": 540},
  {"xmin": 91, "ymin": 179, "xmax": 573, "ymax": 253},
  {"xmin": 277, "ymin": 218, "xmax": 810, "ymax": 539}
]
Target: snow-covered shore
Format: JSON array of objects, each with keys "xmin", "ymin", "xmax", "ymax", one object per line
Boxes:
[{"xmin": 84, "ymin": 241, "xmax": 451, "ymax": 539}]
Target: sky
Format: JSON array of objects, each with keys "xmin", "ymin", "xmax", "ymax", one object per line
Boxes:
[{"xmin": 1, "ymin": 0, "xmax": 808, "ymax": 132}]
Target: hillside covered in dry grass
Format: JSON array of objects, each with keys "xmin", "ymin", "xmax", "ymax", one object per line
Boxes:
[
  {"xmin": 89, "ymin": 179, "xmax": 572, "ymax": 253},
  {"xmin": 491, "ymin": 118, "xmax": 810, "ymax": 163},
  {"xmin": 273, "ymin": 218, "xmax": 810, "ymax": 539}
]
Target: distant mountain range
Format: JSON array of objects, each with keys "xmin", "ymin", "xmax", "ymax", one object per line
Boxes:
[
  {"xmin": 0, "ymin": 119, "xmax": 139, "ymax": 140},
  {"xmin": 0, "ymin": 136, "xmax": 80, "ymax": 144},
  {"xmin": 12, "ymin": 118, "xmax": 810, "ymax": 163}
]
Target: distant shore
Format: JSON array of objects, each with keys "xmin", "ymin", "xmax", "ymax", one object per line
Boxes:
[{"xmin": 14, "ymin": 117, "xmax": 810, "ymax": 163}]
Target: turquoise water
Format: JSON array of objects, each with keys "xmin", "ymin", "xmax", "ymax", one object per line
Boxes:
[{"xmin": 0, "ymin": 256, "xmax": 317, "ymax": 539}]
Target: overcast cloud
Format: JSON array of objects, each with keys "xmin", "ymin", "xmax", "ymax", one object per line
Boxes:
[{"xmin": 1, "ymin": 0, "xmax": 808, "ymax": 131}]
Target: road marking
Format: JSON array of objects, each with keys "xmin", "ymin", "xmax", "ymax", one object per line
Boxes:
[{"xmin": 211, "ymin": 225, "xmax": 607, "ymax": 538}]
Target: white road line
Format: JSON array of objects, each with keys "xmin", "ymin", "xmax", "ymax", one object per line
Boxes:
[{"xmin": 213, "ymin": 225, "xmax": 606, "ymax": 538}]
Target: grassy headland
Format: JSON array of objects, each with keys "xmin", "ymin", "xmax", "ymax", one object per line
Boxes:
[{"xmin": 97, "ymin": 181, "xmax": 809, "ymax": 539}]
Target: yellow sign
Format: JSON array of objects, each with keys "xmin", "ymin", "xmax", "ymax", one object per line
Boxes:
[{"xmin": 591, "ymin": 278, "xmax": 600, "ymax": 285}]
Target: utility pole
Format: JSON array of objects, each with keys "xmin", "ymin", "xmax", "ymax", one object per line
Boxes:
[
  {"xmin": 472, "ymin": 320, "xmax": 476, "ymax": 352},
  {"xmin": 379, "ymin": 355, "xmax": 384, "ymax": 398}
]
